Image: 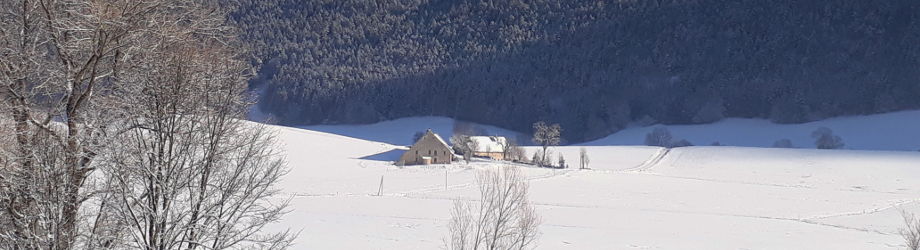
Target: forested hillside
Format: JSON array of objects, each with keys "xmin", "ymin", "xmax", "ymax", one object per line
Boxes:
[{"xmin": 227, "ymin": 0, "xmax": 920, "ymax": 142}]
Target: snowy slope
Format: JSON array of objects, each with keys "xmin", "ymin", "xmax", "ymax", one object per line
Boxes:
[
  {"xmin": 300, "ymin": 116, "xmax": 525, "ymax": 146},
  {"xmin": 263, "ymin": 122, "xmax": 920, "ymax": 250},
  {"xmin": 291, "ymin": 110, "xmax": 920, "ymax": 151},
  {"xmin": 581, "ymin": 110, "xmax": 920, "ymax": 151}
]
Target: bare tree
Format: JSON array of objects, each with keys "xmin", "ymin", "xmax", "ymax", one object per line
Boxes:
[
  {"xmin": 0, "ymin": 126, "xmax": 72, "ymax": 249},
  {"xmin": 902, "ymin": 210, "xmax": 920, "ymax": 250},
  {"xmin": 0, "ymin": 0, "xmax": 155, "ymax": 246},
  {"xmin": 468, "ymin": 138, "xmax": 480, "ymax": 162},
  {"xmin": 543, "ymin": 153, "xmax": 555, "ymax": 168},
  {"xmin": 451, "ymin": 134, "xmax": 479, "ymax": 163},
  {"xmin": 531, "ymin": 122, "xmax": 561, "ymax": 166},
  {"xmin": 447, "ymin": 166, "xmax": 541, "ymax": 250},
  {"xmin": 579, "ymin": 147, "xmax": 590, "ymax": 170},
  {"xmin": 557, "ymin": 153, "xmax": 566, "ymax": 169},
  {"xmin": 513, "ymin": 147, "xmax": 527, "ymax": 163},
  {"xmin": 500, "ymin": 138, "xmax": 522, "ymax": 161},
  {"xmin": 531, "ymin": 151, "xmax": 542, "ymax": 166},
  {"xmin": 0, "ymin": 0, "xmax": 121, "ymax": 246},
  {"xmin": 0, "ymin": 0, "xmax": 292, "ymax": 248},
  {"xmin": 0, "ymin": 118, "xmax": 11, "ymax": 169},
  {"xmin": 90, "ymin": 32, "xmax": 293, "ymax": 249}
]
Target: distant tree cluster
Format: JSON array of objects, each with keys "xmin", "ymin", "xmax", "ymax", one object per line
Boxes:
[
  {"xmin": 644, "ymin": 128, "xmax": 693, "ymax": 148},
  {"xmin": 812, "ymin": 127, "xmax": 845, "ymax": 149},
  {"xmin": 771, "ymin": 127, "xmax": 846, "ymax": 149},
  {"xmin": 228, "ymin": 0, "xmax": 920, "ymax": 143}
]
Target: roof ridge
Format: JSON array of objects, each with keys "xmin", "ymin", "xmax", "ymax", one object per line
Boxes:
[{"xmin": 426, "ymin": 130, "xmax": 451, "ymax": 149}]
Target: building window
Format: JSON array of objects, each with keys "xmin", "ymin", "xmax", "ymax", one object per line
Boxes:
[{"xmin": 434, "ymin": 150, "xmax": 438, "ymax": 156}]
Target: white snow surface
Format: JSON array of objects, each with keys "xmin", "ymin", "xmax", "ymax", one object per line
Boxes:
[
  {"xmin": 581, "ymin": 110, "xmax": 920, "ymax": 151},
  {"xmin": 300, "ymin": 116, "xmax": 524, "ymax": 147},
  {"xmin": 263, "ymin": 119, "xmax": 920, "ymax": 250}
]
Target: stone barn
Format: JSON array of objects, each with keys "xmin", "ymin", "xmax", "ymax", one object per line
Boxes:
[{"xmin": 397, "ymin": 129, "xmax": 453, "ymax": 166}]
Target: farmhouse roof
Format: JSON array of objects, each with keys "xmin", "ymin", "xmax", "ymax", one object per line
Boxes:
[
  {"xmin": 469, "ymin": 136, "xmax": 507, "ymax": 153},
  {"xmin": 425, "ymin": 129, "xmax": 450, "ymax": 149}
]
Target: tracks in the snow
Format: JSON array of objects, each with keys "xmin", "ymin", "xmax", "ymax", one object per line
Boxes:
[
  {"xmin": 291, "ymin": 190, "xmax": 900, "ymax": 236},
  {"xmin": 621, "ymin": 147, "xmax": 670, "ymax": 172},
  {"xmin": 806, "ymin": 199, "xmax": 920, "ymax": 221}
]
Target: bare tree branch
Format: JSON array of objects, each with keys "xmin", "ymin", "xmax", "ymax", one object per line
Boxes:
[
  {"xmin": 447, "ymin": 166, "xmax": 541, "ymax": 250},
  {"xmin": 902, "ymin": 209, "xmax": 920, "ymax": 250}
]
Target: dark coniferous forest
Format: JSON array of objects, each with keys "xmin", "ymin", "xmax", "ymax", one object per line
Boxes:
[{"xmin": 227, "ymin": 0, "xmax": 920, "ymax": 142}]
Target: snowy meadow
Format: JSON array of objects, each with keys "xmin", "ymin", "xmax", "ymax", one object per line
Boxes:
[{"xmin": 265, "ymin": 115, "xmax": 920, "ymax": 249}]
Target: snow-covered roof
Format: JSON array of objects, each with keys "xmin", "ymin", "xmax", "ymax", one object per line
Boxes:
[
  {"xmin": 469, "ymin": 136, "xmax": 507, "ymax": 153},
  {"xmin": 430, "ymin": 132, "xmax": 450, "ymax": 149}
]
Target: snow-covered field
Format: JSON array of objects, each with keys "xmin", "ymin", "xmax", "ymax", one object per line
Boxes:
[
  {"xmin": 582, "ymin": 110, "xmax": 920, "ymax": 151},
  {"xmin": 265, "ymin": 118, "xmax": 920, "ymax": 249}
]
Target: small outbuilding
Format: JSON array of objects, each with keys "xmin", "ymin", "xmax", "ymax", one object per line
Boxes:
[
  {"xmin": 469, "ymin": 136, "xmax": 507, "ymax": 160},
  {"xmin": 397, "ymin": 129, "xmax": 453, "ymax": 166}
]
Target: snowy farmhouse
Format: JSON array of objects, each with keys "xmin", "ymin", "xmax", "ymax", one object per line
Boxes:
[
  {"xmin": 469, "ymin": 136, "xmax": 507, "ymax": 160},
  {"xmin": 397, "ymin": 129, "xmax": 453, "ymax": 166}
]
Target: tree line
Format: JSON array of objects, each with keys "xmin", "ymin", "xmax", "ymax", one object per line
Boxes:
[{"xmin": 229, "ymin": 0, "xmax": 920, "ymax": 143}]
